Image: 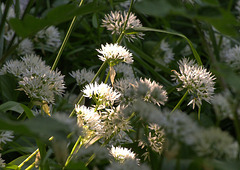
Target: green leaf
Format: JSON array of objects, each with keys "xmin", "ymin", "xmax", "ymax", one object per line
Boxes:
[
  {"xmin": 9, "ymin": 3, "xmax": 106, "ymax": 38},
  {"xmin": 0, "ymin": 114, "xmax": 72, "ymax": 141},
  {"xmin": 0, "ymin": 101, "xmax": 24, "ymax": 113},
  {"xmin": 126, "ymin": 27, "xmax": 203, "ymax": 66},
  {"xmin": 20, "ymin": 104, "xmax": 35, "ymax": 119},
  {"xmin": 135, "ymin": 0, "xmax": 185, "ymax": 17}
]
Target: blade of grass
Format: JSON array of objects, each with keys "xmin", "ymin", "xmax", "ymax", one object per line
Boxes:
[
  {"xmin": 51, "ymin": 0, "xmax": 84, "ymax": 71},
  {"xmin": 126, "ymin": 27, "xmax": 203, "ymax": 66}
]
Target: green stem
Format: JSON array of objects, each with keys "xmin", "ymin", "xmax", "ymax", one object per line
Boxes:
[
  {"xmin": 115, "ymin": 0, "xmax": 134, "ymax": 44},
  {"xmin": 25, "ymin": 162, "xmax": 36, "ymax": 170},
  {"xmin": 171, "ymin": 90, "xmax": 188, "ymax": 113},
  {"xmin": 51, "ymin": 0, "xmax": 84, "ymax": 71},
  {"xmin": 18, "ymin": 148, "xmax": 39, "ymax": 168},
  {"xmin": 198, "ymin": 106, "xmax": 201, "ymax": 120},
  {"xmin": 64, "ymin": 136, "xmax": 82, "ymax": 168},
  {"xmin": 0, "ymin": 0, "xmax": 12, "ymax": 39},
  {"xmin": 104, "ymin": 69, "xmax": 110, "ymax": 84},
  {"xmin": 69, "ymin": 61, "xmax": 107, "ymax": 117}
]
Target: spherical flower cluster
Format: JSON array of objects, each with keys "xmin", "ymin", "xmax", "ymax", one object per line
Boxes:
[
  {"xmin": 82, "ymin": 82, "xmax": 121, "ymax": 108},
  {"xmin": 97, "ymin": 43, "xmax": 133, "ymax": 65},
  {"xmin": 70, "ymin": 68, "xmax": 99, "ymax": 87},
  {"xmin": 110, "ymin": 146, "xmax": 136, "ymax": 162},
  {"xmin": 102, "ymin": 10, "xmax": 144, "ymax": 41},
  {"xmin": 16, "ymin": 38, "xmax": 35, "ymax": 56},
  {"xmin": 0, "ymin": 131, "xmax": 14, "ymax": 144},
  {"xmin": 194, "ymin": 127, "xmax": 239, "ymax": 159},
  {"xmin": 147, "ymin": 123, "xmax": 165, "ymax": 154},
  {"xmin": 221, "ymin": 45, "xmax": 240, "ymax": 72},
  {"xmin": 125, "ymin": 78, "xmax": 168, "ymax": 106},
  {"xmin": 75, "ymin": 105, "xmax": 132, "ymax": 140},
  {"xmin": 172, "ymin": 58, "xmax": 216, "ymax": 109},
  {"xmin": 36, "ymin": 26, "xmax": 61, "ymax": 50},
  {"xmin": 0, "ymin": 54, "xmax": 65, "ymax": 103}
]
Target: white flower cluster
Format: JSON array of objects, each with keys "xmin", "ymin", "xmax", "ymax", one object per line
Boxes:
[
  {"xmin": 0, "ymin": 54, "xmax": 65, "ymax": 103},
  {"xmin": 0, "ymin": 130, "xmax": 14, "ymax": 144},
  {"xmin": 76, "ymin": 105, "xmax": 131, "ymax": 140},
  {"xmin": 172, "ymin": 58, "xmax": 216, "ymax": 109},
  {"xmin": 194, "ymin": 127, "xmax": 239, "ymax": 159},
  {"xmin": 36, "ymin": 26, "xmax": 61, "ymax": 50},
  {"xmin": 221, "ymin": 45, "xmax": 240, "ymax": 72},
  {"xmin": 97, "ymin": 43, "xmax": 133, "ymax": 65},
  {"xmin": 124, "ymin": 78, "xmax": 168, "ymax": 106},
  {"xmin": 82, "ymin": 82, "xmax": 121, "ymax": 108},
  {"xmin": 70, "ymin": 68, "xmax": 99, "ymax": 87},
  {"xmin": 110, "ymin": 146, "xmax": 136, "ymax": 162},
  {"xmin": 102, "ymin": 10, "xmax": 144, "ymax": 41}
]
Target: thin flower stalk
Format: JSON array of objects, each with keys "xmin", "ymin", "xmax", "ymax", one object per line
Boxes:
[
  {"xmin": 51, "ymin": 0, "xmax": 84, "ymax": 71},
  {"xmin": 18, "ymin": 148, "xmax": 39, "ymax": 168},
  {"xmin": 171, "ymin": 90, "xmax": 188, "ymax": 113}
]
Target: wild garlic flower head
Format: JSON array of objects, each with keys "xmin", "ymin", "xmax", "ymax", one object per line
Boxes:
[
  {"xmin": 0, "ymin": 54, "xmax": 65, "ymax": 103},
  {"xmin": 102, "ymin": 11, "xmax": 144, "ymax": 41},
  {"xmin": 0, "ymin": 131, "xmax": 14, "ymax": 144},
  {"xmin": 110, "ymin": 146, "xmax": 136, "ymax": 162},
  {"xmin": 75, "ymin": 105, "xmax": 102, "ymax": 134},
  {"xmin": 114, "ymin": 77, "xmax": 137, "ymax": 97},
  {"xmin": 0, "ymin": 154, "xmax": 5, "ymax": 168},
  {"xmin": 45, "ymin": 26, "xmax": 61, "ymax": 49},
  {"xmin": 36, "ymin": 26, "xmax": 61, "ymax": 50},
  {"xmin": 147, "ymin": 123, "xmax": 165, "ymax": 154},
  {"xmin": 97, "ymin": 43, "xmax": 133, "ymax": 65},
  {"xmin": 194, "ymin": 127, "xmax": 239, "ymax": 159},
  {"xmin": 126, "ymin": 78, "xmax": 168, "ymax": 106},
  {"xmin": 16, "ymin": 38, "xmax": 35, "ymax": 56},
  {"xmin": 83, "ymin": 82, "xmax": 121, "ymax": 107},
  {"xmin": 221, "ymin": 45, "xmax": 240, "ymax": 72},
  {"xmin": 70, "ymin": 68, "xmax": 99, "ymax": 87},
  {"xmin": 172, "ymin": 58, "xmax": 216, "ymax": 109}
]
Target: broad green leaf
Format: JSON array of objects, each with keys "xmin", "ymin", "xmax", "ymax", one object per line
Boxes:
[
  {"xmin": 9, "ymin": 3, "xmax": 106, "ymax": 38},
  {"xmin": 0, "ymin": 101, "xmax": 24, "ymax": 113},
  {"xmin": 135, "ymin": 0, "xmax": 185, "ymax": 17},
  {"xmin": 0, "ymin": 114, "xmax": 72, "ymax": 141},
  {"xmin": 126, "ymin": 27, "xmax": 203, "ymax": 65}
]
